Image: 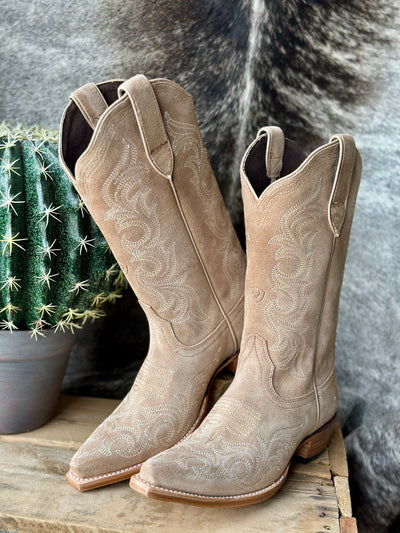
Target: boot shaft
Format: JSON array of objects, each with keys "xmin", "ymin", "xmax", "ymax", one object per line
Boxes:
[
  {"xmin": 240, "ymin": 127, "xmax": 361, "ymax": 396},
  {"xmin": 59, "ymin": 75, "xmax": 245, "ymax": 347},
  {"xmin": 127, "ymin": 127, "xmax": 361, "ymax": 506}
]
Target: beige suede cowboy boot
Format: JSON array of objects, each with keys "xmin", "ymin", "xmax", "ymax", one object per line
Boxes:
[
  {"xmin": 130, "ymin": 126, "xmax": 361, "ymax": 507},
  {"xmin": 59, "ymin": 75, "xmax": 246, "ymax": 491}
]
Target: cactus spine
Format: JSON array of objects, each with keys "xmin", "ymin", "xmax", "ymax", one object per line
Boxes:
[{"xmin": 0, "ymin": 123, "xmax": 125, "ymax": 338}]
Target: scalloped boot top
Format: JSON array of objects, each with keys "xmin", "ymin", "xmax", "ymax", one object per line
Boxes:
[
  {"xmin": 59, "ymin": 75, "xmax": 246, "ymax": 490},
  {"xmin": 130, "ymin": 126, "xmax": 362, "ymax": 507}
]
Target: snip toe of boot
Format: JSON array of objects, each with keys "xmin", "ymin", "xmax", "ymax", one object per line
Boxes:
[
  {"xmin": 135, "ymin": 455, "xmax": 174, "ymax": 491},
  {"xmin": 66, "ymin": 448, "xmax": 142, "ymax": 492},
  {"xmin": 132, "ymin": 452, "xmax": 197, "ymax": 498}
]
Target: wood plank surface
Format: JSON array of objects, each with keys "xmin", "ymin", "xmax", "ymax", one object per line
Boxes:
[
  {"xmin": 334, "ymin": 476, "xmax": 353, "ymax": 518},
  {"xmin": 0, "ymin": 394, "xmax": 356, "ymax": 533},
  {"xmin": 329, "ymin": 424, "xmax": 349, "ymax": 477},
  {"xmin": 340, "ymin": 517, "xmax": 358, "ymax": 533},
  {"xmin": 328, "ymin": 422, "xmax": 355, "ymax": 528}
]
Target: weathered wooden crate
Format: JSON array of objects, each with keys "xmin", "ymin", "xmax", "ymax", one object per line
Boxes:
[{"xmin": 0, "ymin": 393, "xmax": 357, "ymax": 533}]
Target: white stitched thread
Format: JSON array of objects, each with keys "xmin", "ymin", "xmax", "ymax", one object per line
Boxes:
[
  {"xmin": 149, "ymin": 404, "xmax": 305, "ymax": 491},
  {"xmin": 133, "ymin": 467, "xmax": 288, "ymax": 500},
  {"xmin": 263, "ymin": 177, "xmax": 325, "ymax": 380},
  {"xmin": 165, "ymin": 112, "xmax": 245, "ymax": 303},
  {"xmin": 312, "ymin": 236, "xmax": 337, "ymax": 432},
  {"xmin": 68, "ymin": 463, "xmax": 141, "ymax": 483},
  {"xmin": 101, "ymin": 137, "xmax": 207, "ymax": 325},
  {"xmin": 67, "ymin": 409, "xmax": 204, "ymax": 485},
  {"xmin": 168, "ymin": 176, "xmax": 238, "ymax": 352}
]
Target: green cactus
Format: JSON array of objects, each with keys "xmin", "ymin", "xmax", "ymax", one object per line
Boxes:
[{"xmin": 0, "ymin": 123, "xmax": 126, "ymax": 339}]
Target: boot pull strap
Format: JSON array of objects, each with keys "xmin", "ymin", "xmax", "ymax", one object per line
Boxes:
[
  {"xmin": 69, "ymin": 83, "xmax": 108, "ymax": 130},
  {"xmin": 328, "ymin": 134, "xmax": 357, "ymax": 237},
  {"xmin": 257, "ymin": 126, "xmax": 285, "ymax": 182},
  {"xmin": 118, "ymin": 75, "xmax": 174, "ymax": 178}
]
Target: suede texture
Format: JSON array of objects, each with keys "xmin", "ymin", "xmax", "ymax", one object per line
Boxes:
[
  {"xmin": 137, "ymin": 127, "xmax": 361, "ymax": 499},
  {"xmin": 59, "ymin": 75, "xmax": 245, "ymax": 481}
]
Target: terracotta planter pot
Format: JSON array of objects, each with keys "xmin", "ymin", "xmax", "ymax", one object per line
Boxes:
[{"xmin": 0, "ymin": 329, "xmax": 75, "ymax": 434}]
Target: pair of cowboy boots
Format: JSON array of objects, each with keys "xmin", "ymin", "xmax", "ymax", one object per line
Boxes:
[{"xmin": 59, "ymin": 74, "xmax": 361, "ymax": 507}]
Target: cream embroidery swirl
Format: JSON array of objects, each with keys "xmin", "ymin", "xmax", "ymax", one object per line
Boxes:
[
  {"xmin": 164, "ymin": 112, "xmax": 245, "ymax": 301},
  {"xmin": 263, "ymin": 178, "xmax": 325, "ymax": 378},
  {"xmin": 101, "ymin": 137, "xmax": 206, "ymax": 324},
  {"xmin": 155, "ymin": 410, "xmax": 306, "ymax": 491},
  {"xmin": 74, "ymin": 359, "xmax": 214, "ymax": 462}
]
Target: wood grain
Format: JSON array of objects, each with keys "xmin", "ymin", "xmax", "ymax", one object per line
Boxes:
[
  {"xmin": 329, "ymin": 423, "xmax": 349, "ymax": 477},
  {"xmin": 334, "ymin": 475, "xmax": 353, "ymax": 517},
  {"xmin": 0, "ymin": 395, "xmax": 357, "ymax": 533},
  {"xmin": 340, "ymin": 517, "xmax": 358, "ymax": 533},
  {"xmin": 328, "ymin": 422, "xmax": 354, "ymax": 526}
]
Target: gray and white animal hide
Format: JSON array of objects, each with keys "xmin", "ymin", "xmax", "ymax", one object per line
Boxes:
[{"xmin": 1, "ymin": 1, "xmax": 399, "ymax": 531}]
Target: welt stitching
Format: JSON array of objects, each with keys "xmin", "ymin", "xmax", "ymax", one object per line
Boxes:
[
  {"xmin": 134, "ymin": 467, "xmax": 288, "ymax": 500},
  {"xmin": 68, "ymin": 463, "xmax": 141, "ymax": 483}
]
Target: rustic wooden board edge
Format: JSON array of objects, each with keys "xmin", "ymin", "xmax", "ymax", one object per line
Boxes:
[
  {"xmin": 334, "ymin": 475, "xmax": 352, "ymax": 518},
  {"xmin": 329, "ymin": 424, "xmax": 349, "ymax": 477},
  {"xmin": 339, "ymin": 516, "xmax": 358, "ymax": 533},
  {"xmin": 328, "ymin": 424, "xmax": 357, "ymax": 532}
]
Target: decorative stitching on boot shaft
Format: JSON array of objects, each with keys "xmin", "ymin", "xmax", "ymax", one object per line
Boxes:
[
  {"xmin": 165, "ymin": 111, "xmax": 245, "ymax": 303},
  {"xmin": 101, "ymin": 136, "xmax": 207, "ymax": 325},
  {"xmin": 263, "ymin": 177, "xmax": 325, "ymax": 379}
]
